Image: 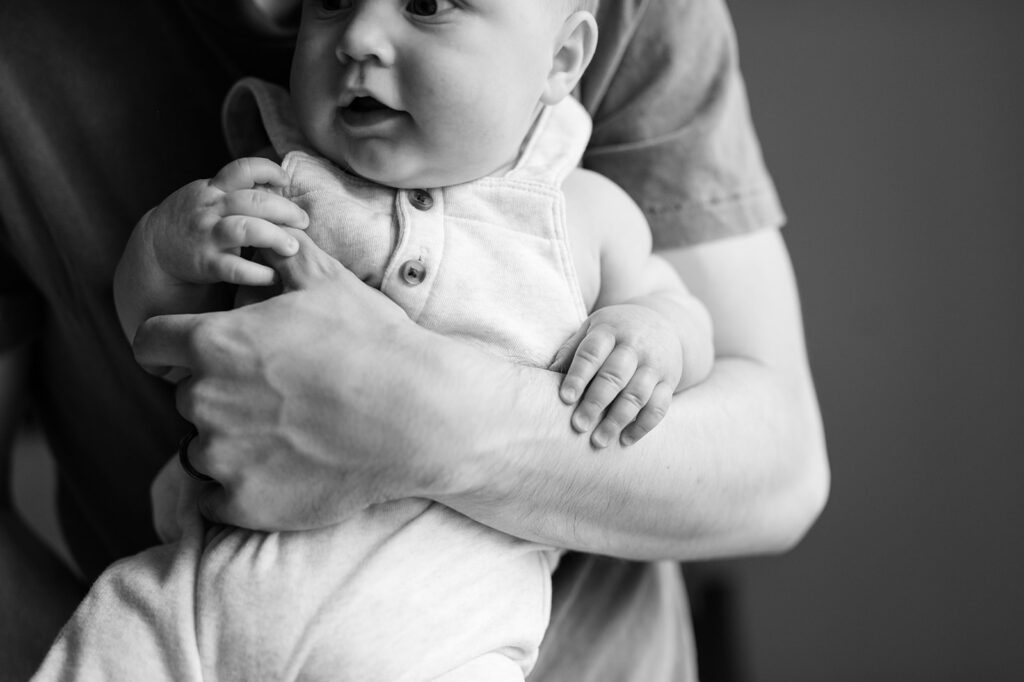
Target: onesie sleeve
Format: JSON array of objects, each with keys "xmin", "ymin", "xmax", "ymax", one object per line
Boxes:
[{"xmin": 582, "ymin": 0, "xmax": 786, "ymax": 249}]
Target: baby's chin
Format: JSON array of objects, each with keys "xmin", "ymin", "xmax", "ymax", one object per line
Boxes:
[
  {"xmin": 354, "ymin": 164, "xmax": 497, "ymax": 190},
  {"xmin": 330, "ymin": 151, "xmax": 513, "ymax": 190}
]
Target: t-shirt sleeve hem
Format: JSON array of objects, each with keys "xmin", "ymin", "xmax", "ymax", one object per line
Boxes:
[{"xmin": 646, "ymin": 185, "xmax": 788, "ymax": 251}]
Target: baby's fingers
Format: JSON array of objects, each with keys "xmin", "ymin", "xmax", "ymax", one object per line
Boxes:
[
  {"xmin": 571, "ymin": 344, "xmax": 639, "ymax": 434},
  {"xmin": 211, "ymin": 157, "xmax": 289, "ymax": 193},
  {"xmin": 560, "ymin": 326, "xmax": 615, "ymax": 404},
  {"xmin": 221, "ymin": 190, "xmax": 308, "ymax": 230},
  {"xmin": 207, "ymin": 253, "xmax": 278, "ymax": 287},
  {"xmin": 620, "ymin": 382, "xmax": 674, "ymax": 447},
  {"xmin": 213, "ymin": 215, "xmax": 300, "ymax": 257},
  {"xmin": 590, "ymin": 367, "xmax": 658, "ymax": 449}
]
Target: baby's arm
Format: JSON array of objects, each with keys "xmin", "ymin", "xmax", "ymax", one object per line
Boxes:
[
  {"xmin": 557, "ymin": 169, "xmax": 714, "ymax": 448},
  {"xmin": 113, "ymin": 158, "xmax": 308, "ymax": 348}
]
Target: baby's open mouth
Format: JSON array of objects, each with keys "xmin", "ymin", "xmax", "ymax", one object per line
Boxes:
[
  {"xmin": 338, "ymin": 96, "xmax": 402, "ymax": 129},
  {"xmin": 346, "ymin": 96, "xmax": 389, "ymax": 113}
]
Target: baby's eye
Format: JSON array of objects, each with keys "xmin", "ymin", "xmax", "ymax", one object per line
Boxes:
[
  {"xmin": 320, "ymin": 0, "xmax": 351, "ymax": 10},
  {"xmin": 405, "ymin": 0, "xmax": 454, "ymax": 17}
]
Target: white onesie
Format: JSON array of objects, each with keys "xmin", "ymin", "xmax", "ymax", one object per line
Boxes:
[{"xmin": 34, "ymin": 78, "xmax": 592, "ymax": 682}]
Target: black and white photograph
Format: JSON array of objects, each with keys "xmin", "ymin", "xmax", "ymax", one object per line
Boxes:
[{"xmin": 1, "ymin": 1, "xmax": 1020, "ymax": 680}]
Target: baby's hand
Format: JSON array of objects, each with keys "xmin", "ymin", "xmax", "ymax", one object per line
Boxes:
[
  {"xmin": 143, "ymin": 157, "xmax": 309, "ymax": 287},
  {"xmin": 556, "ymin": 304, "xmax": 683, "ymax": 449}
]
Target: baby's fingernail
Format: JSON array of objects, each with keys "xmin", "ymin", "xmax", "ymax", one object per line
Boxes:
[
  {"xmin": 560, "ymin": 386, "xmax": 577, "ymax": 403},
  {"xmin": 591, "ymin": 431, "xmax": 609, "ymax": 449},
  {"xmin": 620, "ymin": 433, "xmax": 636, "ymax": 447},
  {"xmin": 571, "ymin": 412, "xmax": 591, "ymax": 432}
]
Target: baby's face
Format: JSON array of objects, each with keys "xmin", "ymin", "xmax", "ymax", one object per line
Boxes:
[{"xmin": 291, "ymin": 0, "xmax": 568, "ymax": 188}]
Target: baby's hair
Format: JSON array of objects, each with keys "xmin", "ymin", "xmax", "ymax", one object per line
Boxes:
[{"xmin": 560, "ymin": 0, "xmax": 600, "ymax": 15}]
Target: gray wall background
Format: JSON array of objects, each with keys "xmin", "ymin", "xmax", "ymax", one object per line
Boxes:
[{"xmin": 721, "ymin": 1, "xmax": 1024, "ymax": 679}]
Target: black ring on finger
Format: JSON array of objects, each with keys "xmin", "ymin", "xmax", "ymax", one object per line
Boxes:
[{"xmin": 178, "ymin": 425, "xmax": 214, "ymax": 482}]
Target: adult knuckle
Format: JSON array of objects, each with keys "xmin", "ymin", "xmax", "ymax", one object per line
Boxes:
[
  {"xmin": 198, "ymin": 438, "xmax": 233, "ymax": 481},
  {"xmin": 186, "ymin": 214, "xmax": 209, "ymax": 239},
  {"xmin": 189, "ymin": 316, "xmax": 219, "ymax": 352}
]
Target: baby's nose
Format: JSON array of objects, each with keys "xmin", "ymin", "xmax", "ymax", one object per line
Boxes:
[{"xmin": 334, "ymin": 6, "xmax": 396, "ymax": 67}]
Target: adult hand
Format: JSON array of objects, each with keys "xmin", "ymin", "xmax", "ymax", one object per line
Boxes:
[{"xmin": 133, "ymin": 230, "xmax": 461, "ymax": 531}]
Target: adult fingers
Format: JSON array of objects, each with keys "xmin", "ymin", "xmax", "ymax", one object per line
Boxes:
[
  {"xmin": 571, "ymin": 344, "xmax": 639, "ymax": 434},
  {"xmin": 133, "ymin": 313, "xmax": 206, "ymax": 376},
  {"xmin": 212, "ymin": 215, "xmax": 300, "ymax": 256},
  {"xmin": 220, "ymin": 190, "xmax": 308, "ymax": 230},
  {"xmin": 590, "ymin": 367, "xmax": 658, "ymax": 449},
  {"xmin": 263, "ymin": 228, "xmax": 358, "ymax": 291},
  {"xmin": 621, "ymin": 382, "xmax": 674, "ymax": 446},
  {"xmin": 210, "ymin": 157, "xmax": 289, "ymax": 193},
  {"xmin": 207, "ymin": 254, "xmax": 278, "ymax": 287},
  {"xmin": 561, "ymin": 326, "xmax": 615, "ymax": 407}
]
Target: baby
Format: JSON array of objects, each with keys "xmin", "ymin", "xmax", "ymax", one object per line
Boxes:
[{"xmin": 35, "ymin": 1, "xmax": 713, "ymax": 680}]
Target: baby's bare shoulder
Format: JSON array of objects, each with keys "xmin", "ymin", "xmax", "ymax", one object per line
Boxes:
[
  {"xmin": 563, "ymin": 168, "xmax": 652, "ymax": 256},
  {"xmin": 562, "ymin": 169, "xmax": 654, "ymax": 310}
]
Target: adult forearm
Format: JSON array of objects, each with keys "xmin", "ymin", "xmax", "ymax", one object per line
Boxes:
[
  {"xmin": 435, "ymin": 349, "xmax": 828, "ymax": 562},
  {"xmin": 434, "ymin": 232, "xmax": 830, "ymax": 561},
  {"xmin": 146, "ymin": 228, "xmax": 828, "ymax": 552}
]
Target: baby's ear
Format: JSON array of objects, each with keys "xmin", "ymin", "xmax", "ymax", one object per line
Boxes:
[{"xmin": 542, "ymin": 11, "xmax": 599, "ymax": 106}]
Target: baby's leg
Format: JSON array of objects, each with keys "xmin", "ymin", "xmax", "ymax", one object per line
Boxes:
[
  {"xmin": 32, "ymin": 503, "xmax": 211, "ymax": 681},
  {"xmin": 37, "ymin": 468, "xmax": 555, "ymax": 681},
  {"xmin": 191, "ymin": 499, "xmax": 556, "ymax": 681}
]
